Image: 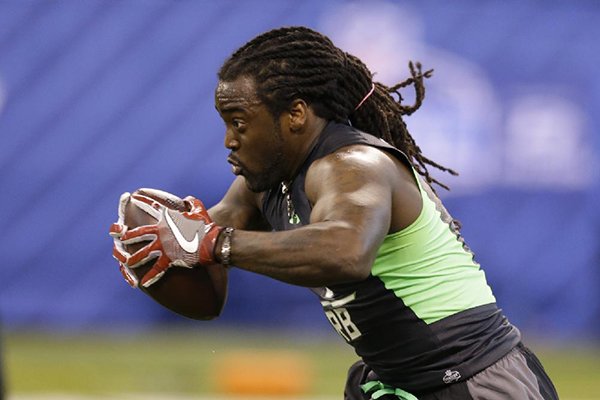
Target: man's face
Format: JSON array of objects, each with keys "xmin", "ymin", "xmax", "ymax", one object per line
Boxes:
[{"xmin": 215, "ymin": 76, "xmax": 288, "ymax": 193}]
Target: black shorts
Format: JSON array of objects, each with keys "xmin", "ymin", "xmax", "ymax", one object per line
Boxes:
[{"xmin": 344, "ymin": 343, "xmax": 558, "ymax": 400}]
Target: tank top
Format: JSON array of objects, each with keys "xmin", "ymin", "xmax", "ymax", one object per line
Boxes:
[{"xmin": 262, "ymin": 122, "xmax": 521, "ymax": 393}]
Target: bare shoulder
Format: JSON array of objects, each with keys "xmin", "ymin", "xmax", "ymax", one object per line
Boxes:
[
  {"xmin": 305, "ymin": 144, "xmax": 422, "ymax": 232},
  {"xmin": 305, "ymin": 144, "xmax": 403, "ymax": 199}
]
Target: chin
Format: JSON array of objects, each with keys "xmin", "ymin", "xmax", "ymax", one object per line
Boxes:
[
  {"xmin": 245, "ymin": 180, "xmax": 273, "ymax": 193},
  {"xmin": 244, "ymin": 174, "xmax": 280, "ymax": 193}
]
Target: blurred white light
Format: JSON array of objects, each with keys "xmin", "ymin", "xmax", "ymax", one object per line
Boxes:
[
  {"xmin": 320, "ymin": 1, "xmax": 425, "ymax": 85},
  {"xmin": 504, "ymin": 92, "xmax": 595, "ymax": 188}
]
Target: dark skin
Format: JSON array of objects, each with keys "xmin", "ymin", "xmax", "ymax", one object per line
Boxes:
[{"xmin": 210, "ymin": 76, "xmax": 423, "ymax": 287}]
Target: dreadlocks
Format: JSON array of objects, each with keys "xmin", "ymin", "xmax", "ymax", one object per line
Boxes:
[{"xmin": 218, "ymin": 26, "xmax": 457, "ymax": 190}]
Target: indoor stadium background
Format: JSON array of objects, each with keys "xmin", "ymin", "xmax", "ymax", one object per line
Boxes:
[{"xmin": 0, "ymin": 1, "xmax": 598, "ymax": 399}]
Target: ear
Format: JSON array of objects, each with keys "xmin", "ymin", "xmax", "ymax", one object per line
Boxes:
[{"xmin": 287, "ymin": 99, "xmax": 309, "ymax": 133}]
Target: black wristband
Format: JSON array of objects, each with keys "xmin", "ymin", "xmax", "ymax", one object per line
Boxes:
[{"xmin": 219, "ymin": 227, "xmax": 234, "ymax": 265}]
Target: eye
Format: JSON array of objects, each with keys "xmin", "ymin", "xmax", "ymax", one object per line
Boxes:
[{"xmin": 232, "ymin": 119, "xmax": 246, "ymax": 131}]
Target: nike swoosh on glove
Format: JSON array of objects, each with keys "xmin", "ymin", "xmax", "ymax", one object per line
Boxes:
[{"xmin": 111, "ymin": 191, "xmax": 222, "ymax": 288}]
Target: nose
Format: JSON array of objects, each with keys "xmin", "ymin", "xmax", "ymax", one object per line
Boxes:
[{"xmin": 224, "ymin": 129, "xmax": 240, "ymax": 150}]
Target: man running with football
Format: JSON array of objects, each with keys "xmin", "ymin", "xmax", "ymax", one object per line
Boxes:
[{"xmin": 110, "ymin": 27, "xmax": 558, "ymax": 399}]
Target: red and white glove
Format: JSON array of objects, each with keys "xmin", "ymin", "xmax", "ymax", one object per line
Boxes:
[
  {"xmin": 109, "ymin": 192, "xmax": 140, "ymax": 287},
  {"xmin": 109, "ymin": 189, "xmax": 223, "ymax": 288}
]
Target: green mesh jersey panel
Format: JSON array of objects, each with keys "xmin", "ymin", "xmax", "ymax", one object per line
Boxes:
[{"xmin": 372, "ymin": 173, "xmax": 496, "ymax": 324}]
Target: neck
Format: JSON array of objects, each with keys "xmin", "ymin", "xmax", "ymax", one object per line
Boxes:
[{"xmin": 283, "ymin": 118, "xmax": 328, "ymax": 183}]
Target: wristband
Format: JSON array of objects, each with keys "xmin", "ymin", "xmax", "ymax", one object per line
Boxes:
[{"xmin": 219, "ymin": 227, "xmax": 234, "ymax": 265}]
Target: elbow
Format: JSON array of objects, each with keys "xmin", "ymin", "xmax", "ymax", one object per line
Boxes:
[
  {"xmin": 324, "ymin": 228, "xmax": 376, "ymax": 283},
  {"xmin": 347, "ymin": 260, "xmax": 372, "ymax": 282},
  {"xmin": 333, "ymin": 248, "xmax": 373, "ymax": 283}
]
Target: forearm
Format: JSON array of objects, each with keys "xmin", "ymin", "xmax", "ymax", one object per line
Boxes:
[{"xmin": 220, "ymin": 222, "xmax": 373, "ymax": 287}]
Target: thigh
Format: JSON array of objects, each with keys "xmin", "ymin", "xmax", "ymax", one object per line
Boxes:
[
  {"xmin": 465, "ymin": 344, "xmax": 558, "ymax": 400},
  {"xmin": 518, "ymin": 344, "xmax": 559, "ymax": 400},
  {"xmin": 345, "ymin": 345, "xmax": 558, "ymax": 400}
]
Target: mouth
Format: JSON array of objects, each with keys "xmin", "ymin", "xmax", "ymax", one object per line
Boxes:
[{"xmin": 227, "ymin": 156, "xmax": 243, "ymax": 176}]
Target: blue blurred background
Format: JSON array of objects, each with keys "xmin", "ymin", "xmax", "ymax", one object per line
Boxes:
[{"xmin": 0, "ymin": 0, "xmax": 598, "ymax": 342}]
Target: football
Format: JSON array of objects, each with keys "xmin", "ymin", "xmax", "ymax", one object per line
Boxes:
[{"xmin": 123, "ymin": 195, "xmax": 228, "ymax": 320}]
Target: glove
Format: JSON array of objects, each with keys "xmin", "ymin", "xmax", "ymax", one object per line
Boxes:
[
  {"xmin": 108, "ymin": 192, "xmax": 139, "ymax": 287},
  {"xmin": 115, "ymin": 189, "xmax": 223, "ymax": 288}
]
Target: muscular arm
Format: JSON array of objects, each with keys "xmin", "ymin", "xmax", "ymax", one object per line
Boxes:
[{"xmin": 225, "ymin": 145, "xmax": 420, "ymax": 287}]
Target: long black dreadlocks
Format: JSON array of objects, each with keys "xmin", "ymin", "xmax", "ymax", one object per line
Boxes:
[{"xmin": 218, "ymin": 26, "xmax": 457, "ymax": 190}]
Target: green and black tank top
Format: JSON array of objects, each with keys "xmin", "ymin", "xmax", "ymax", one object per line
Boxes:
[{"xmin": 262, "ymin": 122, "xmax": 521, "ymax": 393}]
